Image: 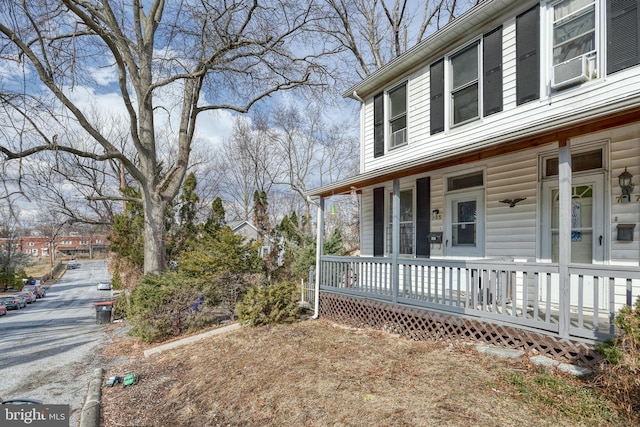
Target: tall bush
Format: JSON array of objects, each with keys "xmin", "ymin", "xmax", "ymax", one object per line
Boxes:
[
  {"xmin": 236, "ymin": 281, "xmax": 300, "ymax": 327},
  {"xmin": 595, "ymin": 296, "xmax": 640, "ymax": 420},
  {"xmin": 128, "ymin": 272, "xmax": 220, "ymax": 342}
]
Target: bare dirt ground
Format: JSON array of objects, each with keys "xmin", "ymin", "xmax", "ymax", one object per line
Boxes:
[{"xmin": 99, "ymin": 319, "xmax": 632, "ymax": 427}]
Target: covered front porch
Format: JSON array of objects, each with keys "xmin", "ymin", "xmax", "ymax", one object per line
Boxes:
[
  {"xmin": 306, "ymin": 118, "xmax": 640, "ymax": 365},
  {"xmin": 317, "ymin": 255, "xmax": 640, "ymax": 342}
]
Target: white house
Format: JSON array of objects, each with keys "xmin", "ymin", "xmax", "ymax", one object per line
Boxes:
[
  {"xmin": 229, "ymin": 220, "xmax": 283, "ymax": 265},
  {"xmin": 306, "ymin": 0, "xmax": 640, "ymax": 365}
]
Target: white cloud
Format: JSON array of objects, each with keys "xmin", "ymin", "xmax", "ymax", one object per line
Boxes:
[{"xmin": 89, "ymin": 65, "xmax": 119, "ymax": 86}]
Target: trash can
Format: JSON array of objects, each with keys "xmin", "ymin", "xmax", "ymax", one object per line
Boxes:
[{"xmin": 95, "ymin": 301, "xmax": 113, "ymax": 324}]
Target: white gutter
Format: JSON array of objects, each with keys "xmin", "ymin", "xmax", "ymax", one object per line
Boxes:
[{"xmin": 343, "ymin": 0, "xmax": 523, "ymax": 99}]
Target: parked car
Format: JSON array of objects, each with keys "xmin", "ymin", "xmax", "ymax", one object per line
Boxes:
[
  {"xmin": 0, "ymin": 295, "xmax": 23, "ymax": 310},
  {"xmin": 67, "ymin": 261, "xmax": 80, "ymax": 269},
  {"xmin": 0, "ymin": 303, "xmax": 6, "ymax": 316},
  {"xmin": 17, "ymin": 291, "xmax": 36, "ymax": 304},
  {"xmin": 12, "ymin": 294, "xmax": 27, "ymax": 308},
  {"xmin": 97, "ymin": 281, "xmax": 111, "ymax": 291},
  {"xmin": 22, "ymin": 285, "xmax": 45, "ymax": 298}
]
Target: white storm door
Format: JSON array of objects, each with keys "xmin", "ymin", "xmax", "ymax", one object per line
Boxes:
[{"xmin": 541, "ymin": 174, "xmax": 606, "ymax": 308}]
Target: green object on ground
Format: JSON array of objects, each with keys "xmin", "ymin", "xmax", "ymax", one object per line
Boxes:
[{"xmin": 123, "ymin": 373, "xmax": 137, "ymax": 387}]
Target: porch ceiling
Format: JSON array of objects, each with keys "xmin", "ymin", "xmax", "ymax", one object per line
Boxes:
[{"xmin": 305, "ymin": 104, "xmax": 640, "ymax": 198}]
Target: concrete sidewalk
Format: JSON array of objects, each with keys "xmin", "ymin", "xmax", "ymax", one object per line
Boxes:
[{"xmin": 143, "ymin": 322, "xmax": 241, "ymax": 357}]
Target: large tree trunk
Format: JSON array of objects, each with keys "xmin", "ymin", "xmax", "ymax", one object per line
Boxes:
[{"xmin": 143, "ymin": 192, "xmax": 167, "ymax": 275}]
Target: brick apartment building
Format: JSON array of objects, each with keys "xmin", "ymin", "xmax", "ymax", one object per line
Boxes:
[{"xmin": 0, "ymin": 234, "xmax": 109, "ymax": 260}]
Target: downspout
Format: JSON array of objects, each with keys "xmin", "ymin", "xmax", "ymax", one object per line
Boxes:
[
  {"xmin": 312, "ymin": 196, "xmax": 324, "ymax": 319},
  {"xmin": 353, "ymin": 91, "xmax": 365, "ymax": 172}
]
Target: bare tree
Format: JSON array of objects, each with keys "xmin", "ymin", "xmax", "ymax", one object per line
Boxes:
[
  {"xmin": 0, "ymin": 0, "xmax": 334, "ymax": 274},
  {"xmin": 320, "ymin": 0, "xmax": 480, "ymax": 80},
  {"xmin": 268, "ymin": 103, "xmax": 359, "ymax": 223},
  {"xmin": 218, "ymin": 114, "xmax": 282, "ymax": 221}
]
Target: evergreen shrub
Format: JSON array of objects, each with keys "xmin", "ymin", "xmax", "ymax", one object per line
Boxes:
[{"xmin": 236, "ymin": 280, "xmax": 300, "ymax": 326}]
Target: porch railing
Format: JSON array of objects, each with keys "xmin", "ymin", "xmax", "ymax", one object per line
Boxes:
[{"xmin": 320, "ymin": 256, "xmax": 640, "ymax": 341}]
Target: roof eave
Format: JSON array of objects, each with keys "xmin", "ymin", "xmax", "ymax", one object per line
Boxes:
[{"xmin": 343, "ymin": 0, "xmax": 525, "ymax": 100}]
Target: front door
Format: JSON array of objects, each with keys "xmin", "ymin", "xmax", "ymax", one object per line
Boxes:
[{"xmin": 541, "ymin": 173, "xmax": 606, "ymax": 308}]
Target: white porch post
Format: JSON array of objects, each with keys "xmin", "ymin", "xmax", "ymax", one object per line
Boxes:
[
  {"xmin": 392, "ymin": 179, "xmax": 400, "ymax": 303},
  {"xmin": 312, "ymin": 196, "xmax": 324, "ymax": 319},
  {"xmin": 558, "ymin": 141, "xmax": 572, "ymax": 338}
]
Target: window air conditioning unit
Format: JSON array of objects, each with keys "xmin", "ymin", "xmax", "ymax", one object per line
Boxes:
[{"xmin": 551, "ymin": 55, "xmax": 591, "ymax": 90}]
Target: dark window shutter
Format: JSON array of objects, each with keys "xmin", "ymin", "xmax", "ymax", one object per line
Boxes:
[
  {"xmin": 373, "ymin": 93, "xmax": 384, "ymax": 158},
  {"xmin": 373, "ymin": 187, "xmax": 385, "ymax": 256},
  {"xmin": 483, "ymin": 26, "xmax": 503, "ymax": 116},
  {"xmin": 430, "ymin": 59, "xmax": 445, "ymax": 135},
  {"xmin": 608, "ymin": 0, "xmax": 640, "ymax": 74},
  {"xmin": 415, "ymin": 177, "xmax": 431, "ymax": 258},
  {"xmin": 516, "ymin": 5, "xmax": 540, "ymax": 105}
]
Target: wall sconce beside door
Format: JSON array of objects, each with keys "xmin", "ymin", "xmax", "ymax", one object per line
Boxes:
[{"xmin": 618, "ymin": 167, "xmax": 634, "ymax": 203}]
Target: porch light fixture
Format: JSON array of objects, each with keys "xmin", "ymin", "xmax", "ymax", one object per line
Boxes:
[
  {"xmin": 330, "ymin": 204, "xmax": 336, "ymax": 215},
  {"xmin": 618, "ymin": 167, "xmax": 634, "ymax": 203}
]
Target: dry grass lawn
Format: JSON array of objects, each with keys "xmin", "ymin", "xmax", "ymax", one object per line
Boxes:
[{"xmin": 99, "ymin": 319, "xmax": 633, "ymax": 427}]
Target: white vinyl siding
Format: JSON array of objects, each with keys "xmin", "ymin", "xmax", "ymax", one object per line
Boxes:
[
  {"xmin": 360, "ymin": 189, "xmax": 375, "ymax": 256},
  {"xmin": 485, "ymin": 153, "xmax": 538, "ymax": 259},
  {"xmin": 360, "ymin": 1, "xmax": 640, "ymax": 176},
  {"xmin": 502, "ymin": 18, "xmax": 518, "ymax": 108},
  {"xmin": 609, "ymin": 131, "xmax": 640, "ymax": 263}
]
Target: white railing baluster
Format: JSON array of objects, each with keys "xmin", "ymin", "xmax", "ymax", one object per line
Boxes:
[{"xmin": 318, "ymin": 256, "xmax": 640, "ymax": 341}]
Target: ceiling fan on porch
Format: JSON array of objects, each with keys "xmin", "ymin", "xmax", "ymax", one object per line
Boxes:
[{"xmin": 499, "ymin": 197, "xmax": 527, "ymax": 208}]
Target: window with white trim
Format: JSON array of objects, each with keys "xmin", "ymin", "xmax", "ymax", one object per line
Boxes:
[
  {"xmin": 430, "ymin": 27, "xmax": 502, "ymax": 134},
  {"xmin": 388, "ymin": 83, "xmax": 407, "ymax": 148},
  {"xmin": 451, "ymin": 42, "xmax": 480, "ymax": 125},
  {"xmin": 552, "ymin": 0, "xmax": 596, "ymax": 66},
  {"xmin": 549, "ymin": 0, "xmax": 597, "ymax": 90},
  {"xmin": 387, "ymin": 188, "xmax": 414, "ymax": 255}
]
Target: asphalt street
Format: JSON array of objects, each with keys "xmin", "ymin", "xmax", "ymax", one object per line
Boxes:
[{"xmin": 0, "ymin": 259, "xmax": 113, "ymax": 427}]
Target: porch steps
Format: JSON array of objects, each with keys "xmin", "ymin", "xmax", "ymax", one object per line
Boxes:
[{"xmin": 478, "ymin": 345, "xmax": 593, "ymax": 376}]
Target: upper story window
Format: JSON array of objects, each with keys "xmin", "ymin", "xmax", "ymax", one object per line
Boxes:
[
  {"xmin": 389, "ymin": 83, "xmax": 407, "ymax": 148},
  {"xmin": 553, "ymin": 0, "xmax": 596, "ymax": 65},
  {"xmin": 430, "ymin": 27, "xmax": 502, "ymax": 134},
  {"xmin": 373, "ymin": 82, "xmax": 408, "ymax": 157},
  {"xmin": 549, "ymin": 0, "xmax": 597, "ymax": 90},
  {"xmin": 451, "ymin": 42, "xmax": 479, "ymax": 125}
]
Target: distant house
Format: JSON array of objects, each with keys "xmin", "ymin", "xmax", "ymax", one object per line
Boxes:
[
  {"xmin": 229, "ymin": 220, "xmax": 283, "ymax": 266},
  {"xmin": 306, "ymin": 0, "xmax": 640, "ymax": 365}
]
